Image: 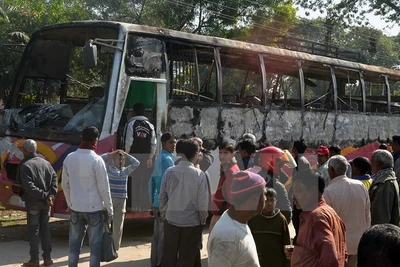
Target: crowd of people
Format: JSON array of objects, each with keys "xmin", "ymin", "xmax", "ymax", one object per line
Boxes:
[{"xmin": 15, "ymin": 102, "xmax": 400, "ymax": 267}]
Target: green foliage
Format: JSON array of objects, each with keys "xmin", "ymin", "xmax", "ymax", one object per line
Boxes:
[
  {"xmin": 290, "ymin": 18, "xmax": 400, "ymax": 68},
  {"xmin": 244, "ymin": 2, "xmax": 298, "ymax": 46},
  {"xmin": 83, "ymin": 0, "xmax": 297, "ymax": 38},
  {"xmin": 0, "ymin": 0, "xmax": 91, "ymax": 103},
  {"xmin": 295, "ymin": 0, "xmax": 400, "ymax": 25},
  {"xmin": 0, "ymin": 6, "xmax": 9, "ymax": 23},
  {"xmin": 342, "ymin": 26, "xmax": 400, "ymax": 67},
  {"xmin": 288, "ymin": 18, "xmax": 400, "ymax": 103},
  {"xmin": 290, "ymin": 18, "xmax": 346, "ymax": 45},
  {"xmin": 0, "ymin": 0, "xmax": 398, "ymax": 106},
  {"xmin": 4, "ymin": 0, "xmax": 91, "ymax": 35}
]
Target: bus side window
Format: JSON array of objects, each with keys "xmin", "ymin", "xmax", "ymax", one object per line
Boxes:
[
  {"xmin": 219, "ymin": 49, "xmax": 263, "ymax": 105},
  {"xmin": 167, "ymin": 42, "xmax": 217, "ymax": 102},
  {"xmin": 226, "ymin": 69, "xmax": 263, "ymax": 105},
  {"xmin": 303, "ymin": 77, "xmax": 333, "ymax": 111},
  {"xmin": 336, "ymin": 69, "xmax": 363, "ymax": 113},
  {"xmin": 266, "ymin": 74, "xmax": 302, "ymax": 108},
  {"xmin": 390, "ymin": 81, "xmax": 400, "ymax": 114},
  {"xmin": 364, "ymin": 80, "xmax": 388, "ymax": 114}
]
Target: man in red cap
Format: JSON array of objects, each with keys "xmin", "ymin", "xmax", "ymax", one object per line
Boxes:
[
  {"xmin": 316, "ymin": 145, "xmax": 330, "ymax": 187},
  {"xmin": 208, "ymin": 170, "xmax": 266, "ymax": 267}
]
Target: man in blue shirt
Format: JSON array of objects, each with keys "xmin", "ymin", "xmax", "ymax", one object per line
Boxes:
[{"xmin": 149, "ymin": 132, "xmax": 176, "ymax": 267}]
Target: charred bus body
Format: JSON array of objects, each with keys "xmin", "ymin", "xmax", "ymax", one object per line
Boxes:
[{"xmin": 0, "ymin": 21, "xmax": 399, "ymax": 217}]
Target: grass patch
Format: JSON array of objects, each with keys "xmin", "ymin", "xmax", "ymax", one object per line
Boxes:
[
  {"xmin": 0, "ymin": 209, "xmax": 27, "ymax": 227},
  {"xmin": 1, "ymin": 219, "xmax": 27, "ymax": 227},
  {"xmin": 0, "ymin": 212, "xmax": 26, "ymax": 221}
]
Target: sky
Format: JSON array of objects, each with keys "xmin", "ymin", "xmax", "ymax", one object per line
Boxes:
[
  {"xmin": 296, "ymin": 8, "xmax": 400, "ymax": 36},
  {"xmin": 365, "ymin": 14, "xmax": 400, "ymax": 36}
]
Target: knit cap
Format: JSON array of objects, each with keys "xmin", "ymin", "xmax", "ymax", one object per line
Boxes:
[{"xmin": 230, "ymin": 171, "xmax": 266, "ymax": 207}]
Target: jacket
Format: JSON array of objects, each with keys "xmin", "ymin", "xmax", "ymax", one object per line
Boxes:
[
  {"xmin": 369, "ymin": 168, "xmax": 400, "ymax": 226},
  {"xmin": 248, "ymin": 209, "xmax": 291, "ymax": 267},
  {"xmin": 18, "ymin": 153, "xmax": 58, "ymax": 209}
]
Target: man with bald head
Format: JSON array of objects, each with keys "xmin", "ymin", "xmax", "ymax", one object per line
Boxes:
[{"xmin": 18, "ymin": 139, "xmax": 58, "ymax": 267}]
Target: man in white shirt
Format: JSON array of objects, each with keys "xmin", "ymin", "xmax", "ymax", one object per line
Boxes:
[
  {"xmin": 62, "ymin": 126, "xmax": 113, "ymax": 267},
  {"xmin": 323, "ymin": 155, "xmax": 371, "ymax": 267},
  {"xmin": 208, "ymin": 170, "xmax": 266, "ymax": 267}
]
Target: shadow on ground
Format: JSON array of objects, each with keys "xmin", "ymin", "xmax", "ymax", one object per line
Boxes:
[{"xmin": 101, "ymin": 258, "xmax": 209, "ymax": 266}]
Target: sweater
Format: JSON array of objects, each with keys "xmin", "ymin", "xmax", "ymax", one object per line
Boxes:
[
  {"xmin": 101, "ymin": 153, "xmax": 140, "ymax": 199},
  {"xmin": 248, "ymin": 209, "xmax": 291, "ymax": 267}
]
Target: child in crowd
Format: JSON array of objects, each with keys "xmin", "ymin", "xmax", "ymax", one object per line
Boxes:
[
  {"xmin": 249, "ymin": 187, "xmax": 291, "ymax": 267},
  {"xmin": 101, "ymin": 149, "xmax": 140, "ymax": 252},
  {"xmin": 351, "ymin": 156, "xmax": 373, "ymax": 190},
  {"xmin": 257, "ymin": 146, "xmax": 294, "ymax": 223},
  {"xmin": 209, "ymin": 141, "xmax": 240, "ymax": 232}
]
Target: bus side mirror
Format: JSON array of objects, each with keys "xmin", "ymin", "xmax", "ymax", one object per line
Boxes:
[{"xmin": 83, "ymin": 40, "xmax": 98, "ymax": 69}]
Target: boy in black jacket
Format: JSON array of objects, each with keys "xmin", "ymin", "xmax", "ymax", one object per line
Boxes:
[{"xmin": 249, "ymin": 188, "xmax": 290, "ymax": 267}]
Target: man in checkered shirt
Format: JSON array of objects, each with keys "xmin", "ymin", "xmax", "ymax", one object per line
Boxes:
[{"xmin": 159, "ymin": 139, "xmax": 209, "ymax": 266}]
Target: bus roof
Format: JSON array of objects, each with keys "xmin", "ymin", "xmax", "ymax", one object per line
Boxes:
[{"xmin": 35, "ymin": 20, "xmax": 400, "ymax": 81}]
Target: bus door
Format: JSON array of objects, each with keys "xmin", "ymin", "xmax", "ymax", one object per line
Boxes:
[{"xmin": 123, "ymin": 77, "xmax": 167, "ymax": 212}]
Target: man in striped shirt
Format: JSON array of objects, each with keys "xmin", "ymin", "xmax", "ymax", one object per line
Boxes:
[
  {"xmin": 101, "ymin": 150, "xmax": 140, "ymax": 251},
  {"xmin": 159, "ymin": 139, "xmax": 210, "ymax": 267}
]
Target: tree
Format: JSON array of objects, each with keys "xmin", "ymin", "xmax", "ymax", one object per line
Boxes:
[
  {"xmin": 0, "ymin": 3, "xmax": 30, "ymax": 103},
  {"xmin": 287, "ymin": 17, "xmax": 400, "ymax": 68},
  {"xmin": 0, "ymin": 0, "xmax": 92, "ymax": 103},
  {"xmin": 83, "ymin": 0, "xmax": 297, "ymax": 37},
  {"xmin": 343, "ymin": 26, "xmax": 400, "ymax": 67},
  {"xmin": 295, "ymin": 0, "xmax": 400, "ymax": 26},
  {"xmin": 5, "ymin": 0, "xmax": 91, "ymax": 35}
]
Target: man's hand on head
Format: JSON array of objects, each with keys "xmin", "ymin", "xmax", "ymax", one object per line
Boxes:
[{"xmin": 147, "ymin": 158, "xmax": 153, "ymax": 168}]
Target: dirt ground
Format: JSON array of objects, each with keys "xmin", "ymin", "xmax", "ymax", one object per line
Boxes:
[
  {"xmin": 0, "ymin": 208, "xmax": 211, "ymax": 266},
  {"xmin": 0, "ymin": 208, "xmax": 295, "ymax": 267},
  {"xmin": 0, "ymin": 208, "xmax": 28, "ymax": 242}
]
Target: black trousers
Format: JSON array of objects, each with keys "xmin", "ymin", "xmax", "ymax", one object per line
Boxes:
[
  {"xmin": 162, "ymin": 221, "xmax": 204, "ymax": 267},
  {"xmin": 292, "ymin": 205, "xmax": 302, "ymax": 244}
]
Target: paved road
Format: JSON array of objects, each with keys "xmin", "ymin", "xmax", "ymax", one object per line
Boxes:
[{"xmin": 0, "ymin": 218, "xmax": 295, "ymax": 267}]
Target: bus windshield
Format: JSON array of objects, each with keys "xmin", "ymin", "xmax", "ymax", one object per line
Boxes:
[{"xmin": 2, "ymin": 25, "xmax": 119, "ymax": 143}]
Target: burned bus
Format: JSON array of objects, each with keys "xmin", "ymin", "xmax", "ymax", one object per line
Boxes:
[{"xmin": 0, "ymin": 21, "xmax": 399, "ymax": 217}]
